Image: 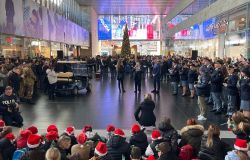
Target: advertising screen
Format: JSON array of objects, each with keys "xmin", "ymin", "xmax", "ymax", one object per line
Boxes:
[
  {"xmin": 98, "ymin": 16, "xmax": 112, "ymax": 40},
  {"xmin": 98, "ymin": 15, "xmax": 161, "ymax": 40}
]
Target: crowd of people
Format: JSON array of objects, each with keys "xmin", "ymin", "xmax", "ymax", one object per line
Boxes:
[
  {"xmin": 0, "ymin": 54, "xmax": 249, "ymax": 159},
  {"xmin": 0, "ymin": 115, "xmax": 248, "ymax": 160}
]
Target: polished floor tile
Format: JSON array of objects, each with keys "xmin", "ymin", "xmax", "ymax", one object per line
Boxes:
[{"xmin": 20, "ymin": 74, "xmax": 228, "ymax": 131}]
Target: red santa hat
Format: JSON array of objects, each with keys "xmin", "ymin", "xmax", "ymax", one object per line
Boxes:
[
  {"xmin": 95, "ymin": 142, "xmax": 107, "ymax": 156},
  {"xmin": 0, "ymin": 120, "xmax": 5, "ymax": 129},
  {"xmin": 20, "ymin": 129, "xmax": 32, "ymax": 139},
  {"xmin": 147, "ymin": 155, "xmax": 156, "ymax": 160},
  {"xmin": 131, "ymin": 124, "xmax": 141, "ymax": 134},
  {"xmin": 77, "ymin": 132, "xmax": 87, "ymax": 145},
  {"xmin": 114, "ymin": 128, "xmax": 125, "ymax": 138},
  {"xmin": 47, "ymin": 124, "xmax": 58, "ymax": 133},
  {"xmin": 151, "ymin": 130, "xmax": 161, "ymax": 141},
  {"xmin": 83, "ymin": 125, "xmax": 92, "ymax": 132},
  {"xmin": 27, "ymin": 134, "xmax": 42, "ymax": 149},
  {"xmin": 64, "ymin": 126, "xmax": 75, "ymax": 135},
  {"xmin": 234, "ymin": 138, "xmax": 248, "ymax": 151},
  {"xmin": 106, "ymin": 125, "xmax": 115, "ymax": 133},
  {"xmin": 5, "ymin": 133, "xmax": 15, "ymax": 141},
  {"xmin": 27, "ymin": 125, "xmax": 38, "ymax": 134},
  {"xmin": 46, "ymin": 131, "xmax": 59, "ymax": 141}
]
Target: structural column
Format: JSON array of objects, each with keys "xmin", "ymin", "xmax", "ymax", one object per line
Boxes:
[{"xmin": 91, "ymin": 8, "xmax": 99, "ymax": 57}]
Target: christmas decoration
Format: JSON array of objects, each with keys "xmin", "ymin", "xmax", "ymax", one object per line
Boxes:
[{"xmin": 121, "ymin": 24, "xmax": 131, "ymax": 56}]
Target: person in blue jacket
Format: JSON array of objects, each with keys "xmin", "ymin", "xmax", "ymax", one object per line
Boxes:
[
  {"xmin": 179, "ymin": 63, "xmax": 189, "ymax": 96},
  {"xmin": 224, "ymin": 65, "xmax": 239, "ymax": 116},
  {"xmin": 151, "ymin": 59, "xmax": 161, "ymax": 94},
  {"xmin": 239, "ymin": 66, "xmax": 250, "ymax": 118},
  {"xmin": 210, "ymin": 61, "xmax": 224, "ymax": 114},
  {"xmin": 195, "ymin": 67, "xmax": 210, "ymax": 121},
  {"xmin": 188, "ymin": 63, "xmax": 198, "ymax": 98}
]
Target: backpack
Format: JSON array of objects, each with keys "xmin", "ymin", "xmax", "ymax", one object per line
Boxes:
[
  {"xmin": 12, "ymin": 148, "xmax": 30, "ymax": 160},
  {"xmin": 178, "ymin": 144, "xmax": 194, "ymax": 160}
]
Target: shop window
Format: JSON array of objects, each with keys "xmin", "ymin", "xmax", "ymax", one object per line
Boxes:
[
  {"xmin": 228, "ymin": 8, "xmax": 247, "ymax": 32},
  {"xmin": 225, "ymin": 32, "xmax": 246, "ymax": 58}
]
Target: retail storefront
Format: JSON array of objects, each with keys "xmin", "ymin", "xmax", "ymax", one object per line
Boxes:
[
  {"xmin": 171, "ymin": 4, "xmax": 250, "ymax": 59},
  {"xmin": 0, "ymin": 0, "xmax": 89, "ymax": 59}
]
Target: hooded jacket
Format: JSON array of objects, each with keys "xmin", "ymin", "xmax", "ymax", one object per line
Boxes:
[
  {"xmin": 129, "ymin": 130, "xmax": 148, "ymax": 154},
  {"xmin": 179, "ymin": 124, "xmax": 204, "ymax": 156},
  {"xmin": 158, "ymin": 121, "xmax": 179, "ymax": 153},
  {"xmin": 107, "ymin": 135, "xmax": 130, "ymax": 160}
]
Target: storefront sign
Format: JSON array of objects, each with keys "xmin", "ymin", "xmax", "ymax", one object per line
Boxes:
[{"xmin": 206, "ymin": 19, "xmax": 228, "ymax": 33}]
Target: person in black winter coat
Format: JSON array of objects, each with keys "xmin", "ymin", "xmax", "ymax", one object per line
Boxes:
[
  {"xmin": 129, "ymin": 124, "xmax": 148, "ymax": 154},
  {"xmin": 188, "ymin": 64, "xmax": 198, "ymax": 98},
  {"xmin": 239, "ymin": 66, "xmax": 250, "ymax": 118},
  {"xmin": 157, "ymin": 118, "xmax": 179, "ymax": 154},
  {"xmin": 0, "ymin": 133, "xmax": 16, "ymax": 160},
  {"xmin": 7, "ymin": 67, "xmax": 21, "ymax": 95},
  {"xmin": 117, "ymin": 59, "xmax": 125, "ymax": 93},
  {"xmin": 157, "ymin": 142, "xmax": 178, "ymax": 160},
  {"xmin": 198, "ymin": 125, "xmax": 231, "ymax": 160},
  {"xmin": 225, "ymin": 66, "xmax": 239, "ymax": 116},
  {"xmin": 210, "ymin": 61, "xmax": 224, "ymax": 114},
  {"xmin": 134, "ymin": 93, "xmax": 156, "ymax": 127},
  {"xmin": 134, "ymin": 62, "xmax": 142, "ymax": 93},
  {"xmin": 179, "ymin": 118, "xmax": 204, "ymax": 156},
  {"xmin": 169, "ymin": 61, "xmax": 179, "ymax": 95},
  {"xmin": 161, "ymin": 58, "xmax": 168, "ymax": 81},
  {"xmin": 107, "ymin": 128, "xmax": 130, "ymax": 160},
  {"xmin": 179, "ymin": 63, "xmax": 189, "ymax": 96}
]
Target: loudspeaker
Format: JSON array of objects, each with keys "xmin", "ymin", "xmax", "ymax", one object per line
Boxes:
[
  {"xmin": 191, "ymin": 50, "xmax": 198, "ymax": 60},
  {"xmin": 57, "ymin": 50, "xmax": 63, "ymax": 60}
]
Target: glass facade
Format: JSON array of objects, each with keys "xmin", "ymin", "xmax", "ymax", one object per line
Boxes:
[
  {"xmin": 32, "ymin": 0, "xmax": 91, "ymax": 31},
  {"xmin": 170, "ymin": 3, "xmax": 250, "ymax": 59}
]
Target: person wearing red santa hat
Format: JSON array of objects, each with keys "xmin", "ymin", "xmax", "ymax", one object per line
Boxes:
[
  {"xmin": 106, "ymin": 124, "xmax": 115, "ymax": 141},
  {"xmin": 83, "ymin": 125, "xmax": 102, "ymax": 146},
  {"xmin": 146, "ymin": 155, "xmax": 156, "ymax": 160},
  {"xmin": 107, "ymin": 128, "xmax": 130, "ymax": 160},
  {"xmin": 27, "ymin": 125, "xmax": 38, "ymax": 134},
  {"xmin": 16, "ymin": 129, "xmax": 32, "ymax": 149},
  {"xmin": 145, "ymin": 130, "xmax": 164, "ymax": 158},
  {"xmin": 40, "ymin": 131, "xmax": 59, "ymax": 152},
  {"xmin": 129, "ymin": 123, "xmax": 148, "ymax": 154},
  {"xmin": 26, "ymin": 134, "xmax": 46, "ymax": 160},
  {"xmin": 71, "ymin": 132, "xmax": 92, "ymax": 160},
  {"xmin": 90, "ymin": 142, "xmax": 112, "ymax": 160},
  {"xmin": 0, "ymin": 120, "xmax": 5, "ymax": 132},
  {"xmin": 61, "ymin": 126, "xmax": 77, "ymax": 149},
  {"xmin": 0, "ymin": 133, "xmax": 16, "ymax": 159},
  {"xmin": 225, "ymin": 138, "xmax": 250, "ymax": 160},
  {"xmin": 47, "ymin": 124, "xmax": 58, "ymax": 133}
]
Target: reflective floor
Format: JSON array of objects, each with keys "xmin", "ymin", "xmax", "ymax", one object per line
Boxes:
[{"xmin": 21, "ymin": 74, "xmax": 228, "ymax": 131}]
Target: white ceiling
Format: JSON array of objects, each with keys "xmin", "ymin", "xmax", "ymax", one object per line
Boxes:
[{"xmin": 75, "ymin": 0, "xmax": 183, "ymax": 15}]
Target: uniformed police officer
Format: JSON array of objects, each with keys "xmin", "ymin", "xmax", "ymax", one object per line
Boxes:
[{"xmin": 0, "ymin": 86, "xmax": 23, "ymax": 127}]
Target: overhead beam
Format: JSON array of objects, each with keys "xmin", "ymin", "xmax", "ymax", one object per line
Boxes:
[
  {"xmin": 167, "ymin": 0, "xmax": 250, "ymax": 37},
  {"xmin": 164, "ymin": 0, "xmax": 195, "ymax": 22}
]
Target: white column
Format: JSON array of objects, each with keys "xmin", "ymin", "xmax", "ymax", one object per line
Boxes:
[
  {"xmin": 218, "ymin": 34, "xmax": 225, "ymax": 58},
  {"xmin": 91, "ymin": 8, "xmax": 99, "ymax": 57}
]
